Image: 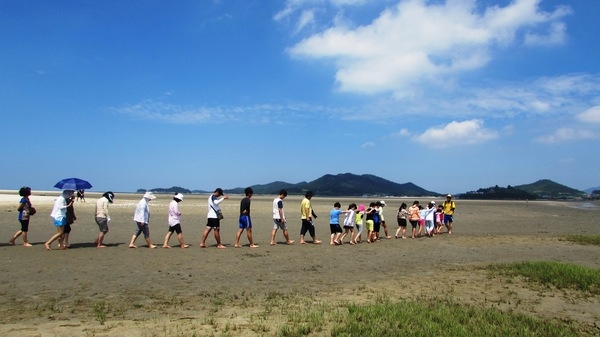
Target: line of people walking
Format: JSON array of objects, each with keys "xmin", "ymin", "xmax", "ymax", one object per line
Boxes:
[{"xmin": 8, "ymin": 187, "xmax": 456, "ymax": 249}]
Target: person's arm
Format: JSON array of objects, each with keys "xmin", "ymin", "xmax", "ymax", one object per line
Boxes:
[{"xmin": 278, "ymin": 205, "xmax": 285, "ymax": 223}]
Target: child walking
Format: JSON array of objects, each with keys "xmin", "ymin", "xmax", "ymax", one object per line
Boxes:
[
  {"xmin": 339, "ymin": 203, "xmax": 357, "ymax": 244},
  {"xmin": 395, "ymin": 203, "xmax": 408, "ymax": 239},
  {"xmin": 329, "ymin": 202, "xmax": 346, "ymax": 245},
  {"xmin": 354, "ymin": 204, "xmax": 365, "ymax": 243}
]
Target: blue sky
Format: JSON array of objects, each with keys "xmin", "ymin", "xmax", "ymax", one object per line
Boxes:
[{"xmin": 1, "ymin": 0, "xmax": 599, "ymax": 194}]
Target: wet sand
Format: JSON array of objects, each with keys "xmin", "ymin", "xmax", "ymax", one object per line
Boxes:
[{"xmin": 1, "ymin": 192, "xmax": 599, "ymax": 336}]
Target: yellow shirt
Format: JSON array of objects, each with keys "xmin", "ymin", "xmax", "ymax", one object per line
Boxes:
[
  {"xmin": 443, "ymin": 200, "xmax": 456, "ymax": 215},
  {"xmin": 301, "ymin": 197, "xmax": 312, "ymax": 220}
]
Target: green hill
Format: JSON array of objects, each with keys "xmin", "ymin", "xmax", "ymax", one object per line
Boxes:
[
  {"xmin": 225, "ymin": 173, "xmax": 438, "ymax": 197},
  {"xmin": 514, "ymin": 179, "xmax": 586, "ymax": 199}
]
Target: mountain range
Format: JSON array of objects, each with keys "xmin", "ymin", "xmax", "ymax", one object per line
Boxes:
[
  {"xmin": 144, "ymin": 174, "xmax": 593, "ymax": 199},
  {"xmin": 221, "ymin": 173, "xmax": 438, "ymax": 197}
]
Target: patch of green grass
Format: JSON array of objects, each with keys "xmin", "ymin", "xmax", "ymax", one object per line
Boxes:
[
  {"xmin": 92, "ymin": 300, "xmax": 107, "ymax": 325},
  {"xmin": 329, "ymin": 298, "xmax": 584, "ymax": 337},
  {"xmin": 488, "ymin": 261, "xmax": 600, "ymax": 294},
  {"xmin": 563, "ymin": 235, "xmax": 600, "ymax": 246}
]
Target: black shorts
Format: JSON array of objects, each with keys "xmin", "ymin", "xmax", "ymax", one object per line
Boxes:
[
  {"xmin": 19, "ymin": 219, "xmax": 29, "ymax": 232},
  {"xmin": 168, "ymin": 223, "xmax": 182, "ymax": 234},
  {"xmin": 329, "ymin": 224, "xmax": 342, "ymax": 234},
  {"xmin": 206, "ymin": 218, "xmax": 220, "ymax": 229},
  {"xmin": 373, "ymin": 222, "xmax": 381, "ymax": 233},
  {"xmin": 398, "ymin": 218, "xmax": 407, "ymax": 227},
  {"xmin": 64, "ymin": 224, "xmax": 72, "ymax": 234},
  {"xmin": 409, "ymin": 220, "xmax": 418, "ymax": 229}
]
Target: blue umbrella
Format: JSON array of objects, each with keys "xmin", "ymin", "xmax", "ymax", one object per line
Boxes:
[{"xmin": 54, "ymin": 177, "xmax": 93, "ymax": 190}]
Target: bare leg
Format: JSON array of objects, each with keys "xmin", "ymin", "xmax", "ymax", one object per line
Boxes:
[
  {"xmin": 145, "ymin": 237, "xmax": 156, "ymax": 248},
  {"xmin": 63, "ymin": 233, "xmax": 70, "ymax": 248},
  {"xmin": 97, "ymin": 232, "xmax": 107, "ymax": 247},
  {"xmin": 163, "ymin": 231, "xmax": 173, "ymax": 248},
  {"xmin": 9, "ymin": 230, "xmax": 22, "ymax": 245},
  {"xmin": 383, "ymin": 222, "xmax": 391, "ymax": 238},
  {"xmin": 235, "ymin": 229, "xmax": 244, "ymax": 247},
  {"xmin": 247, "ymin": 229, "xmax": 258, "ymax": 248},
  {"xmin": 200, "ymin": 227, "xmax": 211, "ymax": 247},
  {"xmin": 176, "ymin": 233, "xmax": 188, "ymax": 248},
  {"xmin": 283, "ymin": 229, "xmax": 294, "ymax": 244},
  {"xmin": 45, "ymin": 227, "xmax": 65, "ymax": 250},
  {"xmin": 129, "ymin": 235, "xmax": 138, "ymax": 248},
  {"xmin": 22, "ymin": 232, "xmax": 32, "ymax": 246},
  {"xmin": 270, "ymin": 229, "xmax": 277, "ymax": 245},
  {"xmin": 214, "ymin": 229, "xmax": 226, "ymax": 248}
]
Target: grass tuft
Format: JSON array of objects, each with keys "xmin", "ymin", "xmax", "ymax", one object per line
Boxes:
[
  {"xmin": 562, "ymin": 235, "xmax": 600, "ymax": 246},
  {"xmin": 487, "ymin": 261, "xmax": 600, "ymax": 294},
  {"xmin": 329, "ymin": 298, "xmax": 583, "ymax": 337}
]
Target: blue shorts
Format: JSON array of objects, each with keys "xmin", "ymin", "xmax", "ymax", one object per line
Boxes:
[
  {"xmin": 239, "ymin": 215, "xmax": 252, "ymax": 229},
  {"xmin": 443, "ymin": 214, "xmax": 453, "ymax": 224},
  {"xmin": 53, "ymin": 218, "xmax": 66, "ymax": 227}
]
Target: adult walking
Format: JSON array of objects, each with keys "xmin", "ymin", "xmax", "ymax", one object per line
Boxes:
[
  {"xmin": 234, "ymin": 187, "xmax": 258, "ymax": 248},
  {"xmin": 200, "ymin": 188, "xmax": 228, "ymax": 249},
  {"xmin": 163, "ymin": 193, "xmax": 189, "ymax": 248},
  {"xmin": 443, "ymin": 194, "xmax": 456, "ymax": 234},
  {"xmin": 95, "ymin": 192, "xmax": 114, "ymax": 248},
  {"xmin": 9, "ymin": 187, "xmax": 35, "ymax": 247},
  {"xmin": 300, "ymin": 190, "xmax": 321, "ymax": 244},
  {"xmin": 45, "ymin": 190, "xmax": 74, "ymax": 250},
  {"xmin": 129, "ymin": 191, "xmax": 157, "ymax": 248},
  {"xmin": 270, "ymin": 189, "xmax": 294, "ymax": 245}
]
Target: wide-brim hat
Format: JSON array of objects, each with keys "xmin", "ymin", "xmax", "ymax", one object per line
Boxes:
[
  {"xmin": 174, "ymin": 193, "xmax": 184, "ymax": 201},
  {"xmin": 143, "ymin": 192, "xmax": 156, "ymax": 200}
]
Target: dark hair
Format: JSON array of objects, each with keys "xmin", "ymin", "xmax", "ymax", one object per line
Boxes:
[
  {"xmin": 279, "ymin": 189, "xmax": 288, "ymax": 197},
  {"xmin": 244, "ymin": 187, "xmax": 253, "ymax": 196},
  {"xmin": 102, "ymin": 191, "xmax": 115, "ymax": 203},
  {"xmin": 369, "ymin": 202, "xmax": 376, "ymax": 207},
  {"xmin": 348, "ymin": 203, "xmax": 356, "ymax": 210},
  {"xmin": 400, "ymin": 202, "xmax": 407, "ymax": 210},
  {"xmin": 18, "ymin": 187, "xmax": 31, "ymax": 197},
  {"xmin": 334, "ymin": 202, "xmax": 341, "ymax": 208},
  {"xmin": 413, "ymin": 200, "xmax": 419, "ymax": 205},
  {"xmin": 305, "ymin": 190, "xmax": 314, "ymax": 197},
  {"xmin": 214, "ymin": 188, "xmax": 224, "ymax": 195},
  {"xmin": 376, "ymin": 201, "xmax": 382, "ymax": 206}
]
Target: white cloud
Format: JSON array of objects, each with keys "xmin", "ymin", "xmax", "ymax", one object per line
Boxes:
[
  {"xmin": 413, "ymin": 119, "xmax": 498, "ymax": 148},
  {"xmin": 296, "ymin": 9, "xmax": 316, "ymax": 33},
  {"xmin": 577, "ymin": 106, "xmax": 600, "ymax": 124},
  {"xmin": 535, "ymin": 128, "xmax": 598, "ymax": 144},
  {"xmin": 286, "ymin": 0, "xmax": 571, "ymax": 95},
  {"xmin": 361, "ymin": 141, "xmax": 375, "ymax": 148}
]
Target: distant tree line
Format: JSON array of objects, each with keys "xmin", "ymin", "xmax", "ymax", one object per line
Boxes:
[
  {"xmin": 460, "ymin": 185, "xmax": 538, "ymax": 200},
  {"xmin": 136, "ymin": 186, "xmax": 192, "ymax": 194}
]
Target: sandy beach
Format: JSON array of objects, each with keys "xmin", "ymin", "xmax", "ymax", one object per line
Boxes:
[{"xmin": 1, "ymin": 191, "xmax": 599, "ymax": 336}]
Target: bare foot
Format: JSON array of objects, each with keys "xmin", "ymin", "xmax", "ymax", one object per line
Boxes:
[
  {"xmin": 149, "ymin": 245, "xmax": 157, "ymax": 249},
  {"xmin": 313, "ymin": 240, "xmax": 322, "ymax": 244},
  {"xmin": 300, "ymin": 241, "xmax": 307, "ymax": 244},
  {"xmin": 286, "ymin": 240, "xmax": 295, "ymax": 245},
  {"xmin": 23, "ymin": 242, "xmax": 33, "ymax": 247},
  {"xmin": 8, "ymin": 240, "xmax": 15, "ymax": 246},
  {"xmin": 270, "ymin": 242, "xmax": 276, "ymax": 245},
  {"xmin": 200, "ymin": 244, "xmax": 207, "ymax": 248},
  {"xmin": 234, "ymin": 245, "xmax": 241, "ymax": 248},
  {"xmin": 181, "ymin": 244, "xmax": 190, "ymax": 248},
  {"xmin": 249, "ymin": 244, "xmax": 259, "ymax": 248},
  {"xmin": 97, "ymin": 245, "xmax": 107, "ymax": 248},
  {"xmin": 129, "ymin": 244, "xmax": 137, "ymax": 248},
  {"xmin": 163, "ymin": 245, "xmax": 171, "ymax": 248},
  {"xmin": 217, "ymin": 244, "xmax": 227, "ymax": 249},
  {"xmin": 44, "ymin": 243, "xmax": 51, "ymax": 250}
]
